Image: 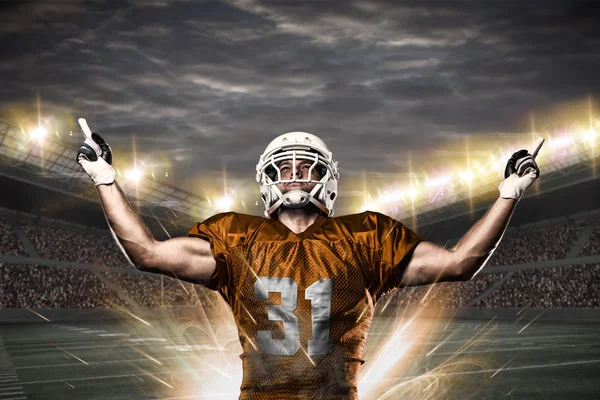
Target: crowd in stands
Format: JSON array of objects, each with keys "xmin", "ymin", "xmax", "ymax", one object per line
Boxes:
[
  {"xmin": 474, "ymin": 264, "xmax": 600, "ymax": 308},
  {"xmin": 21, "ymin": 221, "xmax": 130, "ymax": 267},
  {"xmin": 1, "ymin": 215, "xmax": 600, "ymax": 309},
  {"xmin": 485, "ymin": 220, "xmax": 587, "ymax": 266},
  {"xmin": 0, "ymin": 264, "xmax": 126, "ymax": 308},
  {"xmin": 580, "ymin": 221, "xmax": 600, "ymax": 257},
  {"xmin": 102, "ymin": 272, "xmax": 218, "ymax": 309},
  {"xmin": 0, "ymin": 262, "xmax": 220, "ymax": 310},
  {"xmin": 392, "ymin": 272, "xmax": 505, "ymax": 309},
  {"xmin": 0, "ymin": 217, "xmax": 27, "ymax": 256}
]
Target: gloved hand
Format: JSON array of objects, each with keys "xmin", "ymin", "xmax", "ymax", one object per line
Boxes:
[
  {"xmin": 76, "ymin": 118, "xmax": 116, "ymax": 186},
  {"xmin": 498, "ymin": 137, "xmax": 544, "ymax": 200}
]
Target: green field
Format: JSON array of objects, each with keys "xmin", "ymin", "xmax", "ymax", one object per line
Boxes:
[{"xmin": 0, "ymin": 315, "xmax": 599, "ymax": 399}]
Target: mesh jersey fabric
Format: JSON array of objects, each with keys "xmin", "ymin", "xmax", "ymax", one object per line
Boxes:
[{"xmin": 187, "ymin": 211, "xmax": 422, "ymax": 399}]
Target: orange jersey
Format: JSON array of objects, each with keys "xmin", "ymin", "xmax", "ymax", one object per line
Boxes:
[{"xmin": 188, "ymin": 211, "xmax": 421, "ymax": 399}]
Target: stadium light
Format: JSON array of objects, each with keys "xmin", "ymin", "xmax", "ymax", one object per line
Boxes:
[
  {"xmin": 125, "ymin": 167, "xmax": 144, "ymax": 183},
  {"xmin": 459, "ymin": 169, "xmax": 474, "ymax": 184},
  {"xmin": 407, "ymin": 187, "xmax": 418, "ymax": 201},
  {"xmin": 360, "ymin": 191, "xmax": 377, "ymax": 211},
  {"xmin": 583, "ymin": 128, "xmax": 597, "ymax": 144},
  {"xmin": 548, "ymin": 136, "xmax": 573, "ymax": 148},
  {"xmin": 362, "ymin": 202, "xmax": 377, "ymax": 212},
  {"xmin": 29, "ymin": 126, "xmax": 47, "ymax": 140},
  {"xmin": 377, "ymin": 190, "xmax": 403, "ymax": 205},
  {"xmin": 424, "ymin": 175, "xmax": 451, "ymax": 188},
  {"xmin": 216, "ymin": 196, "xmax": 233, "ymax": 211}
]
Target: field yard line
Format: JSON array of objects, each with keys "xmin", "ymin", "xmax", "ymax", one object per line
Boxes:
[
  {"xmin": 6, "ymin": 341, "xmax": 174, "ymax": 354},
  {"xmin": 5, "ymin": 329, "xmax": 598, "ymax": 352},
  {"xmin": 1, "ymin": 335, "xmax": 174, "ymax": 348},
  {"xmin": 360, "ymin": 358, "xmax": 600, "ymax": 383},
  {"xmin": 0, "ymin": 335, "xmax": 25, "ymax": 400},
  {"xmin": 6, "ymin": 335, "xmax": 595, "ymax": 357},
  {"xmin": 9, "ymin": 342, "xmax": 588, "ymax": 370},
  {"xmin": 13, "ymin": 354, "xmax": 202, "ymax": 370},
  {"xmin": 13, "ymin": 357, "xmax": 600, "ymax": 387},
  {"xmin": 158, "ymin": 394, "xmax": 241, "ymax": 399}
]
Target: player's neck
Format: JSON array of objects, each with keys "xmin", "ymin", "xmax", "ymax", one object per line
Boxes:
[{"xmin": 277, "ymin": 207, "xmax": 320, "ymax": 234}]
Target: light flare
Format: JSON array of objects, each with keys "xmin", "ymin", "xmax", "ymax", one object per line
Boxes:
[
  {"xmin": 26, "ymin": 308, "xmax": 50, "ymax": 322},
  {"xmin": 424, "ymin": 175, "xmax": 451, "ymax": 188},
  {"xmin": 517, "ymin": 310, "xmax": 545, "ymax": 334},
  {"xmin": 132, "ymin": 347, "xmax": 163, "ymax": 365},
  {"xmin": 29, "ymin": 125, "xmax": 48, "ymax": 140},
  {"xmin": 216, "ymin": 195, "xmax": 234, "ymax": 211},
  {"xmin": 125, "ymin": 167, "xmax": 144, "ymax": 183},
  {"xmin": 120, "ymin": 309, "xmax": 151, "ymax": 326}
]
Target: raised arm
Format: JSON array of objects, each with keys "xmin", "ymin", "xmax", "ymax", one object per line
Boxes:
[
  {"xmin": 75, "ymin": 118, "xmax": 216, "ymax": 285},
  {"xmin": 400, "ymin": 197, "xmax": 517, "ymax": 286},
  {"xmin": 400, "ymin": 138, "xmax": 544, "ymax": 286},
  {"xmin": 96, "ymin": 183, "xmax": 216, "ymax": 284}
]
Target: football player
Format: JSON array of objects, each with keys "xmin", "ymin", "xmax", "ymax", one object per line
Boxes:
[{"xmin": 77, "ymin": 122, "xmax": 542, "ymax": 399}]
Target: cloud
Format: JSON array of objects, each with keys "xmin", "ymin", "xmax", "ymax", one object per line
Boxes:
[
  {"xmin": 0, "ymin": 0, "xmax": 599, "ymax": 196},
  {"xmin": 0, "ymin": 0, "xmax": 89, "ymax": 33}
]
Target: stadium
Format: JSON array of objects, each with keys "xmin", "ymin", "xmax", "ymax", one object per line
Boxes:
[
  {"xmin": 2, "ymin": 1, "xmax": 600, "ymax": 399},
  {"xmin": 1, "ymin": 110, "xmax": 599, "ymax": 400}
]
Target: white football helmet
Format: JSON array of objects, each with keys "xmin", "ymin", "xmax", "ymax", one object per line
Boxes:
[{"xmin": 256, "ymin": 132, "xmax": 340, "ymax": 218}]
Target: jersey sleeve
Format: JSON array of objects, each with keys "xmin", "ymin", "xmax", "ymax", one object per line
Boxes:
[
  {"xmin": 372, "ymin": 212, "xmax": 422, "ymax": 298},
  {"xmin": 187, "ymin": 212, "xmax": 232, "ymax": 292}
]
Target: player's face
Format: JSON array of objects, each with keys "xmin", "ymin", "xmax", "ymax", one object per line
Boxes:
[{"xmin": 276, "ymin": 159, "xmax": 322, "ymax": 194}]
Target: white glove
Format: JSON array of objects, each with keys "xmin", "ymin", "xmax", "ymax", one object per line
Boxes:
[
  {"xmin": 76, "ymin": 118, "xmax": 116, "ymax": 186},
  {"xmin": 498, "ymin": 137, "xmax": 544, "ymax": 200}
]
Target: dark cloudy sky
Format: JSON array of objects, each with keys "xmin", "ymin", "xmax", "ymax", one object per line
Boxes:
[{"xmin": 1, "ymin": 0, "xmax": 599, "ymax": 198}]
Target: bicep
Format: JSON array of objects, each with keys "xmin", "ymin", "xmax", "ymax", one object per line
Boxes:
[
  {"xmin": 143, "ymin": 236, "xmax": 216, "ymax": 285},
  {"xmin": 399, "ymin": 241, "xmax": 464, "ymax": 287}
]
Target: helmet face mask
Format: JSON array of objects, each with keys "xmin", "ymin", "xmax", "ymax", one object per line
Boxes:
[
  {"xmin": 256, "ymin": 132, "xmax": 340, "ymax": 218},
  {"xmin": 264, "ymin": 151, "xmax": 326, "ymax": 183}
]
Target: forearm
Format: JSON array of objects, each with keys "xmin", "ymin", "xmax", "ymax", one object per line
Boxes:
[
  {"xmin": 453, "ymin": 196, "xmax": 518, "ymax": 278},
  {"xmin": 96, "ymin": 182, "xmax": 156, "ymax": 269}
]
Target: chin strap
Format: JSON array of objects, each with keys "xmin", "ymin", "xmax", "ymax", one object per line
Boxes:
[
  {"xmin": 266, "ymin": 198, "xmax": 284, "ymax": 217},
  {"xmin": 308, "ymin": 196, "xmax": 331, "ymax": 216},
  {"xmin": 306, "ymin": 181, "xmax": 331, "ymax": 216}
]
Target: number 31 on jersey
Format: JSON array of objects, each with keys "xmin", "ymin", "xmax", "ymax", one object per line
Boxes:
[{"xmin": 254, "ymin": 277, "xmax": 334, "ymax": 356}]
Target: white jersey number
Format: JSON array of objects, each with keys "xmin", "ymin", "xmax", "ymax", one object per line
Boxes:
[{"xmin": 254, "ymin": 277, "xmax": 334, "ymax": 356}]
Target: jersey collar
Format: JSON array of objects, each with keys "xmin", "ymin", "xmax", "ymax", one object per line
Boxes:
[{"xmin": 271, "ymin": 213, "xmax": 327, "ymax": 240}]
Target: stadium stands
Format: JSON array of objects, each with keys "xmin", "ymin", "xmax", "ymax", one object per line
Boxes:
[
  {"xmin": 21, "ymin": 221, "xmax": 130, "ymax": 267},
  {"xmin": 1, "ymin": 213, "xmax": 600, "ymax": 309},
  {"xmin": 0, "ymin": 264, "xmax": 126, "ymax": 308},
  {"xmin": 486, "ymin": 220, "xmax": 587, "ymax": 266},
  {"xmin": 393, "ymin": 272, "xmax": 505, "ymax": 309},
  {"xmin": 475, "ymin": 264, "xmax": 600, "ymax": 308},
  {"xmin": 579, "ymin": 220, "xmax": 600, "ymax": 257},
  {"xmin": 0, "ymin": 217, "xmax": 27, "ymax": 256}
]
